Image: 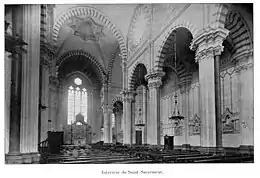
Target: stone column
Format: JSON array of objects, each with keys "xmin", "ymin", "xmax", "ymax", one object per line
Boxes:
[
  {"xmin": 48, "ymin": 76, "xmax": 58, "ymax": 130},
  {"xmin": 103, "ymin": 105, "xmax": 112, "ymax": 143},
  {"xmin": 121, "ymin": 90, "xmax": 127, "ymax": 144},
  {"xmin": 87, "ymin": 91, "xmax": 93, "ymax": 127},
  {"xmin": 39, "ymin": 58, "xmax": 50, "ymax": 142},
  {"xmin": 145, "ymin": 71, "xmax": 165, "ymax": 145},
  {"xmin": 214, "ymin": 53, "xmax": 223, "ymax": 151},
  {"xmin": 190, "ymin": 27, "xmax": 228, "ymax": 152},
  {"xmin": 123, "ymin": 91, "xmax": 134, "ymax": 145},
  {"xmin": 19, "ymin": 5, "xmax": 41, "ymax": 163},
  {"xmin": 57, "ymin": 83, "xmax": 66, "ymax": 131},
  {"xmin": 120, "ymin": 59, "xmax": 127, "ymax": 144},
  {"xmin": 130, "ymin": 92, "xmax": 136, "ymax": 144},
  {"xmin": 116, "ymin": 111, "xmax": 123, "ymax": 142},
  {"xmin": 143, "ymin": 87, "xmax": 148, "ymax": 144},
  {"xmin": 5, "ymin": 52, "xmax": 12, "ymax": 154},
  {"xmin": 5, "ymin": 5, "xmax": 24, "ymax": 163},
  {"xmin": 7, "ymin": 52, "xmax": 22, "ymax": 162},
  {"xmin": 114, "ymin": 110, "xmax": 121, "ymax": 142}
]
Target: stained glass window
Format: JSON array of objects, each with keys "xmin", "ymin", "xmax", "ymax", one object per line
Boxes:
[{"xmin": 67, "ymin": 81, "xmax": 88, "ymax": 124}]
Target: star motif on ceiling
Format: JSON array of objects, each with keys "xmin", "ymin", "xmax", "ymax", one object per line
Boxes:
[{"xmin": 67, "ymin": 16, "xmax": 105, "ymax": 42}]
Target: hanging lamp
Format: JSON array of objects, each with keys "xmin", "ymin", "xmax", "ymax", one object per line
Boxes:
[{"xmin": 168, "ymin": 32, "xmax": 184, "ymax": 123}]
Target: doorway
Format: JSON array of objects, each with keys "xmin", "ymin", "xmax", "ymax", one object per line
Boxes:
[{"xmin": 136, "ymin": 130, "xmax": 142, "ymax": 145}]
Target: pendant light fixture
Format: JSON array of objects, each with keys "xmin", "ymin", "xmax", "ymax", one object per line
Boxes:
[{"xmin": 169, "ymin": 31, "xmax": 184, "ymax": 124}]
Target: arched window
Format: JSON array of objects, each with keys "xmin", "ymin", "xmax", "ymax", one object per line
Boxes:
[{"xmin": 67, "ymin": 78, "xmax": 88, "ymax": 124}]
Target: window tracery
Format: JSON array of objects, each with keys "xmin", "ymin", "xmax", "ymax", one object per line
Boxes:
[{"xmin": 67, "ymin": 78, "xmax": 88, "ymax": 124}]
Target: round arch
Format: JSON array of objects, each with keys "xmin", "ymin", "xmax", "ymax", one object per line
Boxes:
[
  {"xmin": 128, "ymin": 62, "xmax": 148, "ymax": 91},
  {"xmin": 155, "ymin": 20, "xmax": 198, "ymax": 72},
  {"xmin": 63, "ymin": 71, "xmax": 94, "ymax": 90},
  {"xmin": 111, "ymin": 96, "xmax": 123, "ymax": 108},
  {"xmin": 57, "ymin": 49, "xmax": 106, "ymax": 84},
  {"xmin": 52, "ymin": 6, "xmax": 128, "ymax": 59}
]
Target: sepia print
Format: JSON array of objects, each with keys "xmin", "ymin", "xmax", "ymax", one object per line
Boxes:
[{"xmin": 4, "ymin": 3, "xmax": 253, "ymax": 164}]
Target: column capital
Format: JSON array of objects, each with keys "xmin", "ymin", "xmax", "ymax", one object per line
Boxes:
[
  {"xmin": 190, "ymin": 26, "xmax": 229, "ymax": 62},
  {"xmin": 49, "ymin": 76, "xmax": 59, "ymax": 86},
  {"xmin": 145, "ymin": 71, "xmax": 165, "ymax": 89},
  {"xmin": 102, "ymin": 105, "xmax": 113, "ymax": 114}
]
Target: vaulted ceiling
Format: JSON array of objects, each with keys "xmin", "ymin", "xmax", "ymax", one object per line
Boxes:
[{"xmin": 53, "ymin": 5, "xmax": 136, "ymax": 87}]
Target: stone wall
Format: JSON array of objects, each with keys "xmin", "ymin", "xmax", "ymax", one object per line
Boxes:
[
  {"xmin": 221, "ymin": 57, "xmax": 253, "ymax": 147},
  {"xmin": 160, "ymin": 72, "xmax": 200, "ymax": 146}
]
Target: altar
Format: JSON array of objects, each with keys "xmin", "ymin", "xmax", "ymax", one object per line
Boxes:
[{"xmin": 64, "ymin": 113, "xmax": 92, "ymax": 145}]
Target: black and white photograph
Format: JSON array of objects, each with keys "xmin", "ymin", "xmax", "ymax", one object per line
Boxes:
[{"xmin": 4, "ymin": 2, "xmax": 255, "ymax": 171}]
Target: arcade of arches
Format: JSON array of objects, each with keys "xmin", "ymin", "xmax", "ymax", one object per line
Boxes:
[{"xmin": 5, "ymin": 4, "xmax": 253, "ymax": 163}]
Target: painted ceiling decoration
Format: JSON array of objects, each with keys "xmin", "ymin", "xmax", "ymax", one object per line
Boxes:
[
  {"xmin": 68, "ymin": 16, "xmax": 105, "ymax": 42},
  {"xmin": 52, "ymin": 6, "xmax": 128, "ymax": 59},
  {"xmin": 127, "ymin": 5, "xmax": 151, "ymax": 53}
]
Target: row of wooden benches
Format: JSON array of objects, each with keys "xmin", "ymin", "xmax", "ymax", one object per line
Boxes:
[{"xmin": 91, "ymin": 144, "xmax": 254, "ymax": 163}]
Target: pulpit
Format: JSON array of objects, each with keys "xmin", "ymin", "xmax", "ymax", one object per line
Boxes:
[
  {"xmin": 164, "ymin": 135, "xmax": 174, "ymax": 150},
  {"xmin": 48, "ymin": 131, "xmax": 64, "ymax": 154}
]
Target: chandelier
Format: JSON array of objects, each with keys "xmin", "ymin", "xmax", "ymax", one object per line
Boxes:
[
  {"xmin": 169, "ymin": 93, "xmax": 184, "ymax": 122},
  {"xmin": 168, "ymin": 32, "xmax": 184, "ymax": 124}
]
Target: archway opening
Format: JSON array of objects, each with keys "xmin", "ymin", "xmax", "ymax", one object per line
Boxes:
[
  {"xmin": 160, "ymin": 27, "xmax": 200, "ymax": 146},
  {"xmin": 56, "ymin": 53, "xmax": 104, "ymax": 145},
  {"xmin": 130, "ymin": 63, "xmax": 148, "ymax": 145},
  {"xmin": 112, "ymin": 100, "xmax": 123, "ymax": 144}
]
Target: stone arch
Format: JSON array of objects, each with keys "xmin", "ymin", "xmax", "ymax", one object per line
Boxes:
[
  {"xmin": 210, "ymin": 4, "xmax": 230, "ymax": 29},
  {"xmin": 225, "ymin": 11, "xmax": 253, "ymax": 56},
  {"xmin": 154, "ymin": 20, "xmax": 198, "ymax": 72},
  {"xmin": 52, "ymin": 6, "xmax": 128, "ymax": 59},
  {"xmin": 111, "ymin": 96, "xmax": 123, "ymax": 108},
  {"xmin": 128, "ymin": 62, "xmax": 148, "ymax": 91},
  {"xmin": 63, "ymin": 71, "xmax": 94, "ymax": 89},
  {"xmin": 210, "ymin": 4, "xmax": 253, "ymax": 58},
  {"xmin": 57, "ymin": 49, "xmax": 106, "ymax": 84},
  {"xmin": 107, "ymin": 47, "xmax": 120, "ymax": 85}
]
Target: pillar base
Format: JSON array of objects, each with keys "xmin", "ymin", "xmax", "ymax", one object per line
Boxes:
[
  {"xmin": 5, "ymin": 152, "xmax": 40, "ymax": 164},
  {"xmin": 5, "ymin": 153, "xmax": 23, "ymax": 164}
]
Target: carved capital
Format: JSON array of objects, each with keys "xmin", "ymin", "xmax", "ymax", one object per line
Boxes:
[
  {"xmin": 145, "ymin": 71, "xmax": 165, "ymax": 89},
  {"xmin": 40, "ymin": 56, "xmax": 51, "ymax": 69},
  {"xmin": 102, "ymin": 105, "xmax": 113, "ymax": 114},
  {"xmin": 191, "ymin": 26, "xmax": 229, "ymax": 62},
  {"xmin": 49, "ymin": 76, "xmax": 58, "ymax": 85}
]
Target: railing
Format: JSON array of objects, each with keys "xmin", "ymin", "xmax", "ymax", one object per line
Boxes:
[{"xmin": 38, "ymin": 139, "xmax": 49, "ymax": 155}]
